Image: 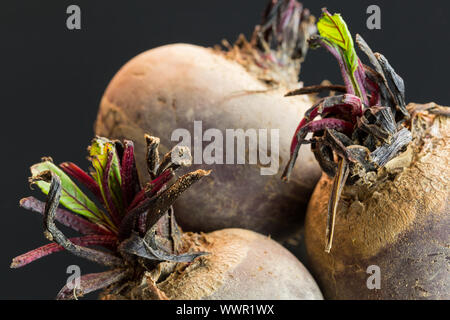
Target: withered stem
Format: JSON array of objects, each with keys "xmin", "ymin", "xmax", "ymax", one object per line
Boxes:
[
  {"xmin": 42, "ymin": 172, "xmax": 123, "ymax": 267},
  {"xmin": 145, "ymin": 169, "xmax": 211, "ymax": 231},
  {"xmin": 145, "ymin": 135, "xmax": 160, "ymax": 180},
  {"xmin": 325, "ymin": 158, "xmax": 349, "ymax": 253}
]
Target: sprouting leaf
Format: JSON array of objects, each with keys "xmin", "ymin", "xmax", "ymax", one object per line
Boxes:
[
  {"xmin": 89, "ymin": 137, "xmax": 123, "ymax": 216},
  {"xmin": 317, "ymin": 9, "xmax": 358, "ymax": 74},
  {"xmin": 30, "ymin": 161, "xmax": 105, "ymax": 222},
  {"xmin": 316, "ymin": 8, "xmax": 368, "ymax": 100}
]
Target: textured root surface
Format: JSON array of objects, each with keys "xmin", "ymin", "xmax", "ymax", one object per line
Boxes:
[
  {"xmin": 102, "ymin": 229, "xmax": 323, "ymax": 300},
  {"xmin": 157, "ymin": 229, "xmax": 254, "ymax": 300},
  {"xmin": 305, "ymin": 103, "xmax": 450, "ymax": 299}
]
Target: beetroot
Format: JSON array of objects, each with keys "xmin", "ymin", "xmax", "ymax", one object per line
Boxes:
[
  {"xmin": 102, "ymin": 228, "xmax": 323, "ymax": 300},
  {"xmin": 94, "ymin": 1, "xmax": 321, "ymax": 243},
  {"xmin": 306, "ymin": 104, "xmax": 449, "ymax": 299},
  {"xmin": 282, "ymin": 9, "xmax": 450, "ymax": 299}
]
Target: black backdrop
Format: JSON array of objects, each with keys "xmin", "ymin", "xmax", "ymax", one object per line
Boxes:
[{"xmin": 1, "ymin": 0, "xmax": 449, "ymax": 299}]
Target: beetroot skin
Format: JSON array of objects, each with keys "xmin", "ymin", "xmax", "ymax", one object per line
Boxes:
[{"xmin": 101, "ymin": 228, "xmax": 323, "ymax": 300}]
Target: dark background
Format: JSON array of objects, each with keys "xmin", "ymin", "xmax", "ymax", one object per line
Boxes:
[{"xmin": 1, "ymin": 0, "xmax": 448, "ymax": 299}]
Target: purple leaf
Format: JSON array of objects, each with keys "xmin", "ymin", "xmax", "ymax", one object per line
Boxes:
[
  {"xmin": 364, "ymin": 71, "xmax": 381, "ymax": 106},
  {"xmin": 311, "ymin": 37, "xmax": 355, "ymax": 96},
  {"xmin": 102, "ymin": 150, "xmax": 122, "ymax": 226},
  {"xmin": 10, "ymin": 234, "xmax": 117, "ymax": 268},
  {"xmin": 20, "ymin": 197, "xmax": 114, "ymax": 235},
  {"xmin": 128, "ymin": 169, "xmax": 174, "ymax": 211},
  {"xmin": 355, "ymin": 59, "xmax": 369, "ymax": 105},
  {"xmin": 118, "ymin": 169, "xmax": 176, "ymax": 239},
  {"xmin": 120, "ymin": 140, "xmax": 139, "ymax": 208}
]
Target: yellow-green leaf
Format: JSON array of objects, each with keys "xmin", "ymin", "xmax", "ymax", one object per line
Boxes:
[
  {"xmin": 89, "ymin": 137, "xmax": 123, "ymax": 213},
  {"xmin": 30, "ymin": 161, "xmax": 104, "ymax": 221},
  {"xmin": 317, "ymin": 10, "xmax": 358, "ymax": 73}
]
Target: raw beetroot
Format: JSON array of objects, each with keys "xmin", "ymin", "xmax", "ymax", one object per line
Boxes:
[
  {"xmin": 305, "ymin": 104, "xmax": 449, "ymax": 299},
  {"xmin": 94, "ymin": 1, "xmax": 321, "ymax": 244},
  {"xmin": 102, "ymin": 228, "xmax": 323, "ymax": 300},
  {"xmin": 282, "ymin": 9, "xmax": 450, "ymax": 299}
]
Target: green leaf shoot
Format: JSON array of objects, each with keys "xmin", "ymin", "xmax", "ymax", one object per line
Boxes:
[
  {"xmin": 317, "ymin": 10, "xmax": 358, "ymax": 73},
  {"xmin": 30, "ymin": 160, "xmax": 106, "ymax": 223},
  {"xmin": 89, "ymin": 137, "xmax": 123, "ymax": 216},
  {"xmin": 317, "ymin": 9, "xmax": 363, "ymax": 98}
]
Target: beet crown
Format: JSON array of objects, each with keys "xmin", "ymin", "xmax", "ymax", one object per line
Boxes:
[
  {"xmin": 11, "ymin": 135, "xmax": 209, "ymax": 299},
  {"xmin": 282, "ymin": 8, "xmax": 419, "ymax": 252},
  {"xmin": 221, "ymin": 0, "xmax": 316, "ymax": 87}
]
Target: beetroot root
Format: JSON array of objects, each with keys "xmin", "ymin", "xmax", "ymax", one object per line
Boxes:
[
  {"xmin": 101, "ymin": 228, "xmax": 323, "ymax": 300},
  {"xmin": 304, "ymin": 103, "xmax": 449, "ymax": 299}
]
